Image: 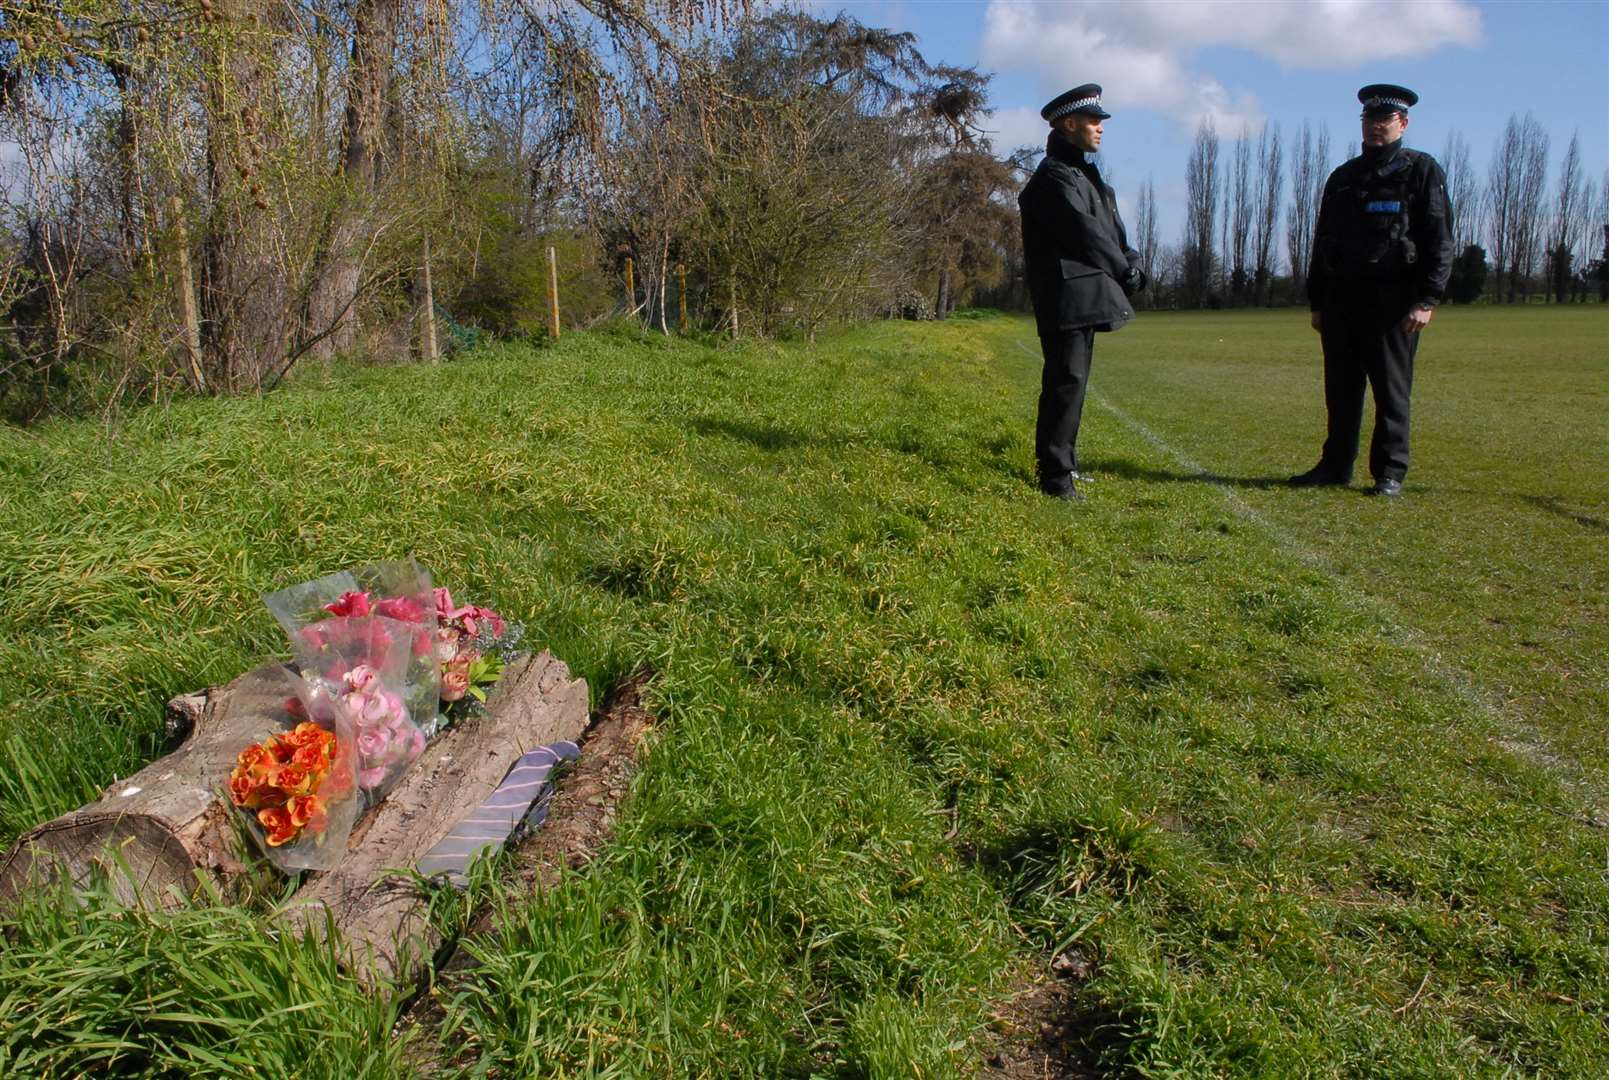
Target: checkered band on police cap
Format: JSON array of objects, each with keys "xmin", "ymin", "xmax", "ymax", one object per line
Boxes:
[
  {"xmin": 1040, "ymin": 83, "xmax": 1109, "ymax": 122},
  {"xmin": 1357, "ymin": 83, "xmax": 1419, "ymax": 115},
  {"xmin": 1046, "ymin": 94, "xmax": 1099, "ymax": 121}
]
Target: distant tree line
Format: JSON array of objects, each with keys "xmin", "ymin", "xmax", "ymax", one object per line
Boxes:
[
  {"xmin": 1117, "ymin": 114, "xmax": 1609, "ymax": 312},
  {"xmin": 3, "ymin": 2, "xmax": 1604, "ymax": 423}
]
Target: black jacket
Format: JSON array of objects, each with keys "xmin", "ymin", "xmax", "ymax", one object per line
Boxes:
[
  {"xmin": 1308, "ymin": 141, "xmax": 1454, "ymax": 315},
  {"xmin": 1019, "ymin": 131, "xmax": 1143, "ymax": 336}
]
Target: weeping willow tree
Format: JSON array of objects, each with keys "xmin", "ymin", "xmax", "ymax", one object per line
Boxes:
[{"xmin": 0, "ymin": 0, "xmax": 741, "ymax": 417}]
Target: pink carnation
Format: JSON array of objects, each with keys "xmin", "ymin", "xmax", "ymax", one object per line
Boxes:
[
  {"xmin": 434, "ymin": 587, "xmax": 471, "ymax": 622},
  {"xmin": 359, "ymin": 766, "xmax": 388, "ymax": 789},
  {"xmin": 357, "ymin": 728, "xmax": 388, "ymax": 758},
  {"xmin": 344, "ymin": 665, "xmax": 378, "ymax": 693}
]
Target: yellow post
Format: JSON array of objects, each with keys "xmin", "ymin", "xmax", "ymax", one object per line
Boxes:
[
  {"xmin": 546, "ymin": 245, "xmax": 561, "ymax": 340},
  {"xmin": 676, "ymin": 263, "xmax": 688, "ymax": 333},
  {"xmin": 624, "ymin": 256, "xmax": 635, "ymax": 314}
]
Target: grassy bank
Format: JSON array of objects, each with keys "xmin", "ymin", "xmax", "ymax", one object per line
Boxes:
[{"xmin": 1, "ymin": 309, "xmax": 1604, "ymax": 1076}]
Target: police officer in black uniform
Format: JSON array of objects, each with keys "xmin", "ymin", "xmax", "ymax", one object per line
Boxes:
[
  {"xmin": 1019, "ymin": 84, "xmax": 1146, "ymax": 501},
  {"xmin": 1291, "ymin": 84, "xmax": 1453, "ymax": 497}
]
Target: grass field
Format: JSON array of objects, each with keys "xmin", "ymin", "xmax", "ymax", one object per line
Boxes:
[{"xmin": 0, "ymin": 306, "xmax": 1604, "ymax": 1077}]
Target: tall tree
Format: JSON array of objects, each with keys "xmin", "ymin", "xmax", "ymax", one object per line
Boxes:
[
  {"xmin": 1133, "ymin": 176, "xmax": 1160, "ymax": 309},
  {"xmin": 200, "ymin": 0, "xmax": 293, "ymax": 393},
  {"xmin": 1486, "ymin": 120, "xmax": 1519, "ymax": 301},
  {"xmin": 1547, "ymin": 131, "xmax": 1584, "ymax": 303},
  {"xmin": 1227, "ymin": 127, "xmax": 1252, "ymax": 304},
  {"xmin": 1488, "ymin": 112, "xmax": 1549, "ymax": 302},
  {"xmin": 1184, "ymin": 117, "xmax": 1220, "ymax": 307},
  {"xmin": 911, "ymin": 69, "xmax": 1018, "ymax": 319},
  {"xmin": 655, "ymin": 11, "xmax": 929, "ymax": 338},
  {"xmin": 1572, "ymin": 175, "xmax": 1600, "ymax": 300},
  {"xmin": 1596, "ymin": 171, "xmax": 1609, "ymax": 300},
  {"xmin": 1440, "ymin": 129, "xmax": 1478, "ymax": 250},
  {"xmin": 303, "ymin": 0, "xmax": 405, "ymax": 361},
  {"xmin": 1286, "ymin": 121, "xmax": 1329, "ymax": 303},
  {"xmin": 1251, "ymin": 122, "xmax": 1281, "ymax": 305}
]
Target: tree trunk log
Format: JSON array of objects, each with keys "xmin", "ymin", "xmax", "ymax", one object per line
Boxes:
[
  {"xmin": 304, "ymin": 0, "xmax": 402, "ymax": 362},
  {"xmin": 0, "ymin": 663, "xmax": 295, "ymax": 907},
  {"xmin": 0, "ymin": 652, "xmax": 589, "ymax": 986}
]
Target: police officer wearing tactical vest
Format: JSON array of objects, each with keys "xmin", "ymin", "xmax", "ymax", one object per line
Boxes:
[
  {"xmin": 1291, "ymin": 84, "xmax": 1454, "ymax": 498},
  {"xmin": 1019, "ymin": 84, "xmax": 1146, "ymax": 501}
]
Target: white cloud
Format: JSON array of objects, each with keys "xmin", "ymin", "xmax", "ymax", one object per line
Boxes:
[
  {"xmin": 980, "ymin": 0, "xmax": 1483, "ymax": 132},
  {"xmin": 984, "ymin": 106, "xmax": 1052, "ymax": 157}
]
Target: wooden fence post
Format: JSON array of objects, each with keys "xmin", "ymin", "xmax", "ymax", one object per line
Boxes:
[
  {"xmin": 676, "ymin": 263, "xmax": 688, "ymax": 333},
  {"xmin": 624, "ymin": 256, "xmax": 635, "ymax": 314},
  {"xmin": 420, "ymin": 235, "xmax": 439, "ymax": 363},
  {"xmin": 168, "ymin": 196, "xmax": 206, "ymax": 393},
  {"xmin": 546, "ymin": 245, "xmax": 561, "ymax": 340},
  {"xmin": 729, "ymin": 275, "xmax": 738, "ymax": 340}
]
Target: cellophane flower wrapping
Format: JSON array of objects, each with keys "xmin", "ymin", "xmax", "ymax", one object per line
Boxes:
[
  {"xmin": 263, "ymin": 560, "xmax": 437, "ymax": 805},
  {"xmin": 227, "ymin": 672, "xmax": 360, "ymax": 873},
  {"xmin": 281, "ymin": 614, "xmax": 427, "ymax": 805},
  {"xmin": 263, "ymin": 559, "xmax": 441, "ymax": 731}
]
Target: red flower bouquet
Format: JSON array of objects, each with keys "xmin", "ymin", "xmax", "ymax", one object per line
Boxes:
[{"xmin": 264, "ymin": 561, "xmax": 438, "ymax": 803}]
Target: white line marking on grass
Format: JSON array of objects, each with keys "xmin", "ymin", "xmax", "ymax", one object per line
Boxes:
[{"xmin": 1011, "ymin": 337, "xmax": 1601, "ymax": 816}]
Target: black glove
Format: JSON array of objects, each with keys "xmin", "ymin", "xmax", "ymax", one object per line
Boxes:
[{"xmin": 1120, "ymin": 266, "xmax": 1148, "ymax": 297}]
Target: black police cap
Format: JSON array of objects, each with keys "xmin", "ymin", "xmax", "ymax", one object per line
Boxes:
[
  {"xmin": 1041, "ymin": 84, "xmax": 1110, "ymax": 123},
  {"xmin": 1358, "ymin": 84, "xmax": 1418, "ymax": 116}
]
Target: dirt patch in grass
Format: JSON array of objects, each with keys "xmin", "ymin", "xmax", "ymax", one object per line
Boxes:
[
  {"xmin": 500, "ymin": 667, "xmax": 656, "ymax": 894},
  {"xmin": 978, "ymin": 950, "xmax": 1107, "ymax": 1080}
]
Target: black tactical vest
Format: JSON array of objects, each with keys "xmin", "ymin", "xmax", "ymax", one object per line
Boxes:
[{"xmin": 1322, "ymin": 149, "xmax": 1421, "ymax": 281}]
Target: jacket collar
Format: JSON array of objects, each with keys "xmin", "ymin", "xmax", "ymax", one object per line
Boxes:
[
  {"xmin": 1046, "ymin": 129, "xmax": 1088, "ymax": 166},
  {"xmin": 1360, "ymin": 138, "xmax": 1405, "ymax": 168}
]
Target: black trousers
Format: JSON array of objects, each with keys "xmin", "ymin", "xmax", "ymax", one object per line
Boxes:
[
  {"xmin": 1035, "ymin": 326, "xmax": 1096, "ymax": 484},
  {"xmin": 1317, "ymin": 313, "xmax": 1419, "ymax": 482}
]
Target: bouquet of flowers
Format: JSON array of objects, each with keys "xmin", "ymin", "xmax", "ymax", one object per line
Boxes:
[
  {"xmin": 432, "ymin": 586, "xmax": 524, "ymax": 728},
  {"xmin": 233, "ymin": 559, "xmax": 530, "ymax": 875},
  {"xmin": 227, "ymin": 707, "xmax": 359, "ymax": 871},
  {"xmin": 264, "ymin": 560, "xmax": 440, "ymax": 732},
  {"xmin": 283, "ymin": 644, "xmax": 429, "ymax": 797},
  {"xmin": 264, "ymin": 561, "xmax": 436, "ymax": 803}
]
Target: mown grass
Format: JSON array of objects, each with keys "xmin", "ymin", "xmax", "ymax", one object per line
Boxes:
[
  {"xmin": 1, "ymin": 308, "xmax": 1604, "ymax": 1077},
  {"xmin": 1093, "ymin": 305, "xmax": 1608, "ymax": 789}
]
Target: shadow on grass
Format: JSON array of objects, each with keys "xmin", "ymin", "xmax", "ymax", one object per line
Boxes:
[
  {"xmin": 1079, "ymin": 455, "xmax": 1288, "ymax": 490},
  {"xmin": 1522, "ymin": 494, "xmax": 1609, "ymax": 534},
  {"xmin": 686, "ymin": 416, "xmax": 824, "ymax": 452}
]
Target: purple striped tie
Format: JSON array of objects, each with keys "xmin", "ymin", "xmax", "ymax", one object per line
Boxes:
[{"xmin": 416, "ymin": 741, "xmax": 579, "ymax": 886}]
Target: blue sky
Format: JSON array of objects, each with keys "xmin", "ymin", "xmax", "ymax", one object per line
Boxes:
[{"xmin": 799, "ymin": 0, "xmax": 1609, "ymax": 256}]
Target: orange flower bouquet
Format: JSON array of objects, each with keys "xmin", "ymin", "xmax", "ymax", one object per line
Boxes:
[{"xmin": 228, "ymin": 718, "xmax": 359, "ymax": 871}]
